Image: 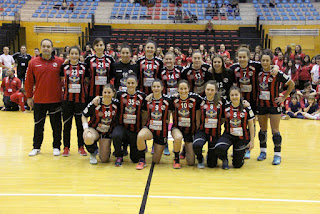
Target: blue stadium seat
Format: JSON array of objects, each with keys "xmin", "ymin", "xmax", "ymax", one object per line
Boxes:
[
  {"xmin": 263, "ymin": 8, "xmax": 269, "ymax": 12},
  {"xmin": 273, "ymin": 12, "xmax": 279, "ymax": 16},
  {"xmin": 205, "ymin": 16, "xmax": 211, "ymax": 20},
  {"xmin": 190, "ymin": 4, "xmax": 195, "ymax": 8},
  {"xmin": 135, "ymin": 3, "xmax": 140, "ymax": 7},
  {"xmin": 49, "ymin": 2, "xmax": 54, "ymax": 5},
  {"xmin": 121, "ymin": 3, "xmax": 126, "ymax": 7},
  {"xmin": 198, "ymin": 12, "xmax": 203, "ymax": 16},
  {"xmin": 253, "ymin": 0, "xmax": 258, "ymax": 3},
  {"xmin": 91, "ymin": 6, "xmax": 96, "ymax": 10},
  {"xmin": 36, "ymin": 9, "xmax": 41, "ymax": 13},
  {"xmin": 257, "ymin": 12, "xmax": 263, "ymax": 16},
  {"xmin": 284, "ymin": 4, "xmax": 290, "ymax": 8},
  {"xmin": 292, "ymin": 4, "xmax": 297, "ymax": 8},
  {"xmin": 128, "ymin": 3, "xmax": 133, "ymax": 7},
  {"xmin": 40, "ymin": 14, "xmax": 46, "ymax": 18},
  {"xmin": 93, "ymin": 2, "xmax": 98, "ymax": 6},
  {"xmin": 275, "ymin": 16, "xmax": 281, "ymax": 20},
  {"xmin": 5, "ymin": 8, "xmax": 11, "ymax": 12},
  {"xmin": 316, "ymin": 16, "xmax": 320, "ymax": 20},
  {"xmin": 43, "ymin": 9, "xmax": 49, "ymax": 13},
  {"xmin": 141, "ymin": 7, "xmax": 146, "ymax": 11},
  {"xmin": 254, "ymin": 4, "xmax": 259, "ymax": 8},
  {"xmin": 133, "ymin": 11, "xmax": 138, "ymax": 15},
  {"xmin": 83, "ymin": 6, "xmax": 89, "ymax": 10},
  {"xmin": 140, "ymin": 11, "xmax": 146, "ymax": 15},
  {"xmin": 112, "ymin": 7, "xmax": 118, "ymax": 11},
  {"xmin": 115, "ymin": 0, "xmax": 120, "ymax": 2},
  {"xmin": 256, "ymin": 8, "xmax": 262, "ymax": 12},
  {"xmin": 134, "ymin": 8, "xmax": 139, "ymax": 11},
  {"xmin": 39, "ymin": 6, "xmax": 44, "ymax": 9},
  {"xmin": 305, "ymin": 0, "xmax": 310, "ymax": 3},
  {"xmin": 297, "ymin": 0, "xmax": 302, "ymax": 2},
  {"xmin": 267, "ymin": 16, "xmax": 273, "ymax": 20},
  {"xmin": 190, "ymin": 8, "xmax": 196, "ymax": 12},
  {"xmin": 41, "ymin": 1, "xmax": 47, "ymax": 5},
  {"xmin": 299, "ymin": 16, "xmax": 305, "ymax": 20},
  {"xmin": 271, "ymin": 8, "xmax": 276, "ymax": 12},
  {"xmin": 125, "ymin": 11, "xmax": 131, "ymax": 15},
  {"xmin": 302, "ymin": 8, "xmax": 308, "ymax": 12},
  {"xmin": 59, "ymin": 10, "xmax": 65, "ymax": 14},
  {"xmin": 286, "ymin": 8, "xmax": 292, "ymax": 12},
  {"xmin": 85, "ymin": 2, "xmax": 91, "ymax": 6},
  {"xmin": 313, "ymin": 12, "xmax": 319, "ymax": 16},
  {"xmin": 279, "ymin": 8, "xmax": 284, "ymax": 12},
  {"xmin": 236, "ymin": 16, "xmax": 241, "ymax": 20},
  {"xmin": 78, "ymin": 2, "xmax": 84, "ymax": 5},
  {"xmin": 127, "ymin": 7, "xmax": 132, "ymax": 11},
  {"xmin": 118, "ymin": 11, "xmax": 124, "ymax": 15},
  {"xmin": 32, "ymin": 13, "xmax": 38, "ymax": 17},
  {"xmin": 289, "ymin": 12, "xmax": 295, "ymax": 16},
  {"xmin": 281, "ymin": 12, "xmax": 287, "ymax": 16},
  {"xmin": 265, "ymin": 12, "xmax": 271, "ymax": 16},
  {"xmin": 283, "ymin": 16, "xmax": 289, "ymax": 20},
  {"xmin": 228, "ymin": 16, "xmax": 234, "ymax": 20},
  {"xmin": 291, "ymin": 16, "xmax": 297, "ymax": 20},
  {"xmin": 259, "ymin": 16, "xmax": 265, "ymax": 20},
  {"xmin": 81, "ymin": 10, "xmax": 87, "ymax": 14},
  {"xmin": 294, "ymin": 8, "xmax": 300, "ymax": 12},
  {"xmin": 76, "ymin": 7, "xmax": 82, "ymax": 10},
  {"xmin": 198, "ymin": 16, "xmax": 204, "ymax": 20},
  {"xmin": 79, "ymin": 14, "xmax": 85, "ymax": 18},
  {"xmin": 161, "ymin": 15, "xmax": 167, "ymax": 20},
  {"xmin": 20, "ymin": 0, "xmax": 25, "ymax": 4},
  {"xmin": 16, "ymin": 5, "xmax": 21, "ymax": 8},
  {"xmin": 88, "ymin": 10, "xmax": 94, "ymax": 14},
  {"xmin": 307, "ymin": 16, "xmax": 313, "ymax": 20},
  {"xmin": 46, "ymin": 6, "xmax": 52, "ymax": 9},
  {"xmin": 299, "ymin": 3, "xmax": 305, "ymax": 7},
  {"xmin": 282, "ymin": 0, "xmax": 287, "ymax": 3},
  {"xmin": 51, "ymin": 10, "xmax": 57, "ymax": 14},
  {"xmin": 66, "ymin": 10, "xmax": 72, "ymax": 14},
  {"xmin": 161, "ymin": 11, "xmax": 167, "ymax": 15},
  {"xmin": 9, "ymin": 4, "xmax": 15, "ymax": 8},
  {"xmin": 71, "ymin": 14, "xmax": 77, "ymax": 18},
  {"xmin": 120, "ymin": 8, "xmax": 125, "ymax": 11},
  {"xmin": 310, "ymin": 8, "xmax": 316, "ymax": 12},
  {"xmin": 111, "ymin": 11, "xmax": 117, "ymax": 15},
  {"xmin": 48, "ymin": 14, "xmax": 54, "ymax": 18},
  {"xmin": 297, "ymin": 12, "xmax": 303, "ymax": 16},
  {"xmin": 305, "ymin": 12, "xmax": 311, "ymax": 16},
  {"xmin": 64, "ymin": 14, "xmax": 69, "ymax": 18},
  {"xmin": 307, "ymin": 3, "xmax": 313, "ymax": 7},
  {"xmin": 12, "ymin": 0, "xmax": 18, "ymax": 4},
  {"xmin": 12, "ymin": 8, "xmax": 18, "ymax": 12},
  {"xmin": 87, "ymin": 14, "xmax": 92, "ymax": 18},
  {"xmin": 114, "ymin": 3, "xmax": 119, "ymax": 7},
  {"xmin": 276, "ymin": 4, "xmax": 282, "ymax": 8}
]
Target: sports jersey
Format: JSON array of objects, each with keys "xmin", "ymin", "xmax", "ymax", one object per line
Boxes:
[
  {"xmin": 117, "ymin": 90, "xmax": 146, "ymax": 133},
  {"xmin": 181, "ymin": 63, "xmax": 213, "ymax": 95},
  {"xmin": 136, "ymin": 56, "xmax": 163, "ymax": 94},
  {"xmin": 1, "ymin": 76, "xmax": 21, "ymax": 96},
  {"xmin": 212, "ymin": 70, "xmax": 234, "ymax": 98},
  {"xmin": 25, "ymin": 55, "xmax": 64, "ymax": 103},
  {"xmin": 12, "ymin": 52, "xmax": 32, "ymax": 78},
  {"xmin": 109, "ymin": 61, "xmax": 139, "ymax": 91},
  {"xmin": 299, "ymin": 64, "xmax": 313, "ymax": 81},
  {"xmin": 198, "ymin": 98, "xmax": 224, "ymax": 138},
  {"xmin": 83, "ymin": 98, "xmax": 119, "ymax": 135},
  {"xmin": 289, "ymin": 102, "xmax": 301, "ymax": 113},
  {"xmin": 85, "ymin": 54, "xmax": 114, "ymax": 97},
  {"xmin": 10, "ymin": 91, "xmax": 27, "ymax": 111},
  {"xmin": 230, "ymin": 61, "xmax": 261, "ymax": 105},
  {"xmin": 257, "ymin": 71, "xmax": 290, "ymax": 108},
  {"xmin": 144, "ymin": 95, "xmax": 172, "ymax": 138},
  {"xmin": 223, "ymin": 102, "xmax": 255, "ymax": 140},
  {"xmin": 61, "ymin": 62, "xmax": 88, "ymax": 103},
  {"xmin": 160, "ymin": 66, "xmax": 182, "ymax": 96},
  {"xmin": 305, "ymin": 102, "xmax": 319, "ymax": 114},
  {"xmin": 172, "ymin": 92, "xmax": 202, "ymax": 135},
  {"xmin": 218, "ymin": 51, "xmax": 230, "ymax": 59}
]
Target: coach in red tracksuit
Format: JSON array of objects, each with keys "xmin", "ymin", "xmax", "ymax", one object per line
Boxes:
[{"xmin": 25, "ymin": 39, "xmax": 64, "ymax": 156}]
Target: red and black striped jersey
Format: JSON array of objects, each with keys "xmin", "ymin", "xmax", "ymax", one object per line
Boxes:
[
  {"xmin": 83, "ymin": 98, "xmax": 120, "ymax": 135},
  {"xmin": 144, "ymin": 95, "xmax": 172, "ymax": 138},
  {"xmin": 109, "ymin": 61, "xmax": 139, "ymax": 91},
  {"xmin": 136, "ymin": 56, "xmax": 163, "ymax": 94},
  {"xmin": 181, "ymin": 63, "xmax": 213, "ymax": 95},
  {"xmin": 198, "ymin": 98, "xmax": 224, "ymax": 138},
  {"xmin": 172, "ymin": 92, "xmax": 202, "ymax": 135},
  {"xmin": 60, "ymin": 62, "xmax": 88, "ymax": 103},
  {"xmin": 160, "ymin": 66, "xmax": 183, "ymax": 96},
  {"xmin": 230, "ymin": 61, "xmax": 261, "ymax": 105},
  {"xmin": 257, "ymin": 71, "xmax": 290, "ymax": 108},
  {"xmin": 85, "ymin": 54, "xmax": 115, "ymax": 97},
  {"xmin": 116, "ymin": 90, "xmax": 147, "ymax": 133},
  {"xmin": 223, "ymin": 102, "xmax": 255, "ymax": 140}
]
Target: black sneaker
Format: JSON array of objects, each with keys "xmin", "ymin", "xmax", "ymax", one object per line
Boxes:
[{"xmin": 222, "ymin": 159, "xmax": 229, "ymax": 170}]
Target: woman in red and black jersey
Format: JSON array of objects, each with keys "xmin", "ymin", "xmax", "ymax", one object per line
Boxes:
[
  {"xmin": 256, "ymin": 51, "xmax": 294, "ymax": 165},
  {"xmin": 193, "ymin": 81, "xmax": 224, "ymax": 169},
  {"xmin": 215, "ymin": 86, "xmax": 255, "ymax": 169},
  {"xmin": 60, "ymin": 46, "xmax": 89, "ymax": 157},
  {"xmin": 109, "ymin": 43, "xmax": 139, "ymax": 91},
  {"xmin": 171, "ymin": 80, "xmax": 202, "ymax": 168},
  {"xmin": 181, "ymin": 51, "xmax": 213, "ymax": 96},
  {"xmin": 82, "ymin": 84, "xmax": 120, "ymax": 165},
  {"xmin": 212, "ymin": 55, "xmax": 234, "ymax": 99},
  {"xmin": 136, "ymin": 39, "xmax": 163, "ymax": 95},
  {"xmin": 112, "ymin": 75, "xmax": 147, "ymax": 167},
  {"xmin": 135, "ymin": 80, "xmax": 173, "ymax": 170},
  {"xmin": 85, "ymin": 38, "xmax": 115, "ymax": 102}
]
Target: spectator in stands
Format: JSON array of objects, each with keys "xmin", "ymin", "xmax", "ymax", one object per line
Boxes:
[
  {"xmin": 250, "ymin": 52, "xmax": 255, "ymax": 61},
  {"xmin": 156, "ymin": 47, "xmax": 164, "ymax": 59},
  {"xmin": 82, "ymin": 44, "xmax": 93, "ymax": 58},
  {"xmin": 132, "ymin": 54, "xmax": 138, "ymax": 64},
  {"xmin": 0, "ymin": 46, "xmax": 14, "ymax": 79},
  {"xmin": 218, "ymin": 44, "xmax": 230, "ymax": 59},
  {"xmin": 284, "ymin": 45, "xmax": 295, "ymax": 60},
  {"xmin": 106, "ymin": 43, "xmax": 115, "ymax": 58},
  {"xmin": 234, "ymin": 4, "xmax": 240, "ymax": 16},
  {"xmin": 284, "ymin": 59, "xmax": 298, "ymax": 84},
  {"xmin": 255, "ymin": 45, "xmax": 262, "ymax": 56},
  {"xmin": 205, "ymin": 3, "xmax": 213, "ymax": 17},
  {"xmin": 79, "ymin": 55, "xmax": 85, "ymax": 63},
  {"xmin": 53, "ymin": 2, "xmax": 61, "ymax": 10},
  {"xmin": 213, "ymin": 4, "xmax": 219, "ymax": 16},
  {"xmin": 298, "ymin": 55, "xmax": 313, "ymax": 90},
  {"xmin": 61, "ymin": 0, "xmax": 67, "ymax": 10},
  {"xmin": 1, "ymin": 68, "xmax": 21, "ymax": 111},
  {"xmin": 219, "ymin": 4, "xmax": 227, "ymax": 16},
  {"xmin": 232, "ymin": 0, "xmax": 238, "ymax": 8},
  {"xmin": 311, "ymin": 55, "xmax": 320, "ymax": 89},
  {"xmin": 273, "ymin": 52, "xmax": 284, "ymax": 69},
  {"xmin": 301, "ymin": 95, "xmax": 320, "ymax": 120},
  {"xmin": 295, "ymin": 45, "xmax": 305, "ymax": 60},
  {"xmin": 199, "ymin": 45, "xmax": 208, "ymax": 60},
  {"xmin": 205, "ymin": 20, "xmax": 214, "ymax": 34},
  {"xmin": 208, "ymin": 46, "xmax": 216, "ymax": 60},
  {"xmin": 175, "ymin": 7, "xmax": 183, "ymax": 23},
  {"xmin": 33, "ymin": 48, "xmax": 40, "ymax": 58},
  {"xmin": 273, "ymin": 47, "xmax": 282, "ymax": 60},
  {"xmin": 69, "ymin": 2, "xmax": 74, "ymax": 12},
  {"xmin": 186, "ymin": 47, "xmax": 193, "ymax": 65},
  {"xmin": 254, "ymin": 53, "xmax": 261, "ymax": 62},
  {"xmin": 135, "ymin": 44, "xmax": 145, "ymax": 58},
  {"xmin": 269, "ymin": 0, "xmax": 276, "ymax": 8},
  {"xmin": 59, "ymin": 53, "xmax": 66, "ymax": 60},
  {"xmin": 176, "ymin": 0, "xmax": 182, "ymax": 7},
  {"xmin": 227, "ymin": 4, "xmax": 233, "ymax": 16}
]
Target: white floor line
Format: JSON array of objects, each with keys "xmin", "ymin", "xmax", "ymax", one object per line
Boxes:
[{"xmin": 0, "ymin": 193, "xmax": 319, "ymax": 203}]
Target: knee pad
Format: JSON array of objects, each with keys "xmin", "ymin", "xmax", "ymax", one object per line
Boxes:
[
  {"xmin": 259, "ymin": 131, "xmax": 267, "ymax": 143},
  {"xmin": 272, "ymin": 132, "xmax": 282, "ymax": 147}
]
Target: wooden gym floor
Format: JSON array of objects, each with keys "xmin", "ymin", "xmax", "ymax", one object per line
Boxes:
[{"xmin": 0, "ymin": 107, "xmax": 319, "ymax": 213}]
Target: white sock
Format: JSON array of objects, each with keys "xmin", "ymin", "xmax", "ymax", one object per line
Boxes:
[
  {"xmin": 274, "ymin": 152, "xmax": 281, "ymax": 157},
  {"xmin": 260, "ymin": 148, "xmax": 267, "ymax": 153}
]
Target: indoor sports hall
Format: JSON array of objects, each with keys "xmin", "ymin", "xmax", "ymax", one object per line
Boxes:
[{"xmin": 0, "ymin": 0, "xmax": 320, "ymax": 213}]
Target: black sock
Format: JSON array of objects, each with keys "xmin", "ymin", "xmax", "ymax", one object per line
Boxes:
[
  {"xmin": 138, "ymin": 150, "xmax": 145, "ymax": 161},
  {"xmin": 174, "ymin": 152, "xmax": 180, "ymax": 162},
  {"xmin": 197, "ymin": 154, "xmax": 203, "ymax": 163}
]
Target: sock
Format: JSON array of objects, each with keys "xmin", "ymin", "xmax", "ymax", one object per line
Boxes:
[
  {"xmin": 274, "ymin": 152, "xmax": 281, "ymax": 157},
  {"xmin": 138, "ymin": 150, "xmax": 145, "ymax": 161},
  {"xmin": 174, "ymin": 152, "xmax": 180, "ymax": 163}
]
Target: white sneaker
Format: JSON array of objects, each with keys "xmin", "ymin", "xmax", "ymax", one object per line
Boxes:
[
  {"xmin": 29, "ymin": 149, "xmax": 40, "ymax": 156},
  {"xmin": 53, "ymin": 148, "xmax": 60, "ymax": 156},
  {"xmin": 90, "ymin": 153, "xmax": 97, "ymax": 164}
]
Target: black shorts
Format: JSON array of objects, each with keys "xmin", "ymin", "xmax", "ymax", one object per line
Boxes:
[
  {"xmin": 256, "ymin": 106, "xmax": 282, "ymax": 115},
  {"xmin": 153, "ymin": 134, "xmax": 168, "ymax": 146}
]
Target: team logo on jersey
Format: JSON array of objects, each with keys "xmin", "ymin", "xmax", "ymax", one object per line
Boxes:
[
  {"xmin": 240, "ymin": 112, "xmax": 245, "ymax": 118},
  {"xmin": 96, "ymin": 68, "xmax": 106, "ymax": 75},
  {"xmin": 69, "ymin": 76, "xmax": 80, "ymax": 83},
  {"xmin": 188, "ymin": 103, "xmax": 193, "ymax": 108},
  {"xmin": 66, "ymin": 71, "xmax": 70, "ymax": 75},
  {"xmin": 236, "ymin": 72, "xmax": 241, "ymax": 77},
  {"xmin": 226, "ymin": 112, "xmax": 231, "ymax": 118},
  {"xmin": 178, "ymin": 108, "xmax": 190, "ymax": 117},
  {"xmin": 249, "ymin": 71, "xmax": 253, "ymax": 76},
  {"xmin": 259, "ymin": 82, "xmax": 268, "ymax": 90},
  {"xmin": 102, "ymin": 117, "xmax": 112, "ymax": 124},
  {"xmin": 79, "ymin": 70, "xmax": 83, "ymax": 75},
  {"xmin": 136, "ymin": 100, "xmax": 140, "ymax": 106},
  {"xmin": 161, "ymin": 105, "xmax": 166, "ymax": 111},
  {"xmin": 53, "ymin": 63, "xmax": 57, "ymax": 68},
  {"xmin": 217, "ymin": 88, "xmax": 226, "ymax": 95},
  {"xmin": 195, "ymin": 79, "xmax": 204, "ymax": 86},
  {"xmin": 175, "ymin": 74, "xmax": 180, "ymax": 78},
  {"xmin": 223, "ymin": 78, "xmax": 229, "ymax": 83},
  {"xmin": 144, "ymin": 69, "xmax": 154, "ymax": 77},
  {"xmin": 206, "ymin": 109, "xmax": 217, "ymax": 118},
  {"xmin": 151, "ymin": 110, "xmax": 162, "ymax": 120},
  {"xmin": 120, "ymin": 78, "xmax": 127, "ymax": 86},
  {"xmin": 239, "ymin": 77, "xmax": 250, "ymax": 84},
  {"xmin": 125, "ymin": 105, "xmax": 136, "ymax": 114},
  {"xmin": 167, "ymin": 79, "xmax": 177, "ymax": 87},
  {"xmin": 230, "ymin": 118, "xmax": 241, "ymax": 127},
  {"xmin": 268, "ymin": 77, "xmax": 273, "ymax": 82}
]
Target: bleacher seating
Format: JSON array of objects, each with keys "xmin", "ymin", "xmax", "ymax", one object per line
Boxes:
[
  {"xmin": 254, "ymin": 0, "xmax": 319, "ymax": 21},
  {"xmin": 110, "ymin": 0, "xmax": 242, "ymax": 21},
  {"xmin": 31, "ymin": 0, "xmax": 99, "ymax": 19},
  {"xmin": 0, "ymin": 0, "xmax": 26, "ymax": 16}
]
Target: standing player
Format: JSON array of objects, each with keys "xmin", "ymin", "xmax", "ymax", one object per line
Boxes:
[
  {"xmin": 85, "ymin": 38, "xmax": 114, "ymax": 102},
  {"xmin": 193, "ymin": 81, "xmax": 223, "ymax": 168},
  {"xmin": 12, "ymin": 45, "xmax": 32, "ymax": 86},
  {"xmin": 181, "ymin": 51, "xmax": 213, "ymax": 96},
  {"xmin": 136, "ymin": 80, "xmax": 173, "ymax": 169},
  {"xmin": 112, "ymin": 75, "xmax": 147, "ymax": 166},
  {"xmin": 109, "ymin": 43, "xmax": 139, "ymax": 91},
  {"xmin": 26, "ymin": 39, "xmax": 64, "ymax": 156},
  {"xmin": 171, "ymin": 80, "xmax": 202, "ymax": 168},
  {"xmin": 211, "ymin": 55, "xmax": 234, "ymax": 99},
  {"xmin": 82, "ymin": 84, "xmax": 119, "ymax": 164},
  {"xmin": 215, "ymin": 86, "xmax": 255, "ymax": 169},
  {"xmin": 60, "ymin": 46, "xmax": 89, "ymax": 157},
  {"xmin": 256, "ymin": 51, "xmax": 294, "ymax": 165},
  {"xmin": 136, "ymin": 39, "xmax": 163, "ymax": 95}
]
